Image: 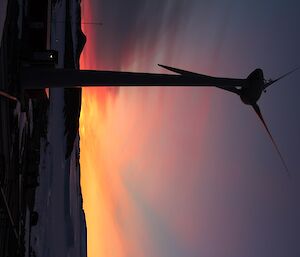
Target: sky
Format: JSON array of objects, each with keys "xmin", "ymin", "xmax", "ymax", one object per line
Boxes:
[{"xmin": 79, "ymin": 1, "xmax": 300, "ymax": 257}]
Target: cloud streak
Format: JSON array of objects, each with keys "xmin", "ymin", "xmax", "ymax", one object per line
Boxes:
[{"xmin": 85, "ymin": 0, "xmax": 193, "ymax": 71}]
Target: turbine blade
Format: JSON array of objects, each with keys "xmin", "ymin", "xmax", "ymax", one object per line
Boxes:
[
  {"xmin": 252, "ymin": 104, "xmax": 290, "ymax": 176},
  {"xmin": 263, "ymin": 67, "xmax": 299, "ymax": 89},
  {"xmin": 158, "ymin": 64, "xmax": 199, "ymax": 76},
  {"xmin": 215, "ymin": 85, "xmax": 241, "ymax": 95},
  {"xmin": 157, "ymin": 64, "xmax": 245, "ymax": 88}
]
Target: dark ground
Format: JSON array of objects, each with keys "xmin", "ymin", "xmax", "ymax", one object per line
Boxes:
[
  {"xmin": 0, "ymin": 0, "xmax": 49, "ymax": 256},
  {"xmin": 1, "ymin": 0, "xmax": 85, "ymax": 255},
  {"xmin": 0, "ymin": 0, "xmax": 24, "ymax": 255}
]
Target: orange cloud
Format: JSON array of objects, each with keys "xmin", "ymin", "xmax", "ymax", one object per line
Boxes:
[
  {"xmin": 80, "ymin": 84, "xmax": 212, "ymax": 257},
  {"xmin": 79, "ymin": 1, "xmax": 213, "ymax": 257}
]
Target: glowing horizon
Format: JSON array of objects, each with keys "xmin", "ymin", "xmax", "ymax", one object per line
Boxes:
[
  {"xmin": 79, "ymin": 1, "xmax": 300, "ymax": 257},
  {"xmin": 79, "ymin": 2, "xmax": 212, "ymax": 256}
]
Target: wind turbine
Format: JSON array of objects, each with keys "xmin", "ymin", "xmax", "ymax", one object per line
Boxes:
[
  {"xmin": 158, "ymin": 64, "xmax": 299, "ymax": 175},
  {"xmin": 20, "ymin": 64, "xmax": 298, "ymax": 174}
]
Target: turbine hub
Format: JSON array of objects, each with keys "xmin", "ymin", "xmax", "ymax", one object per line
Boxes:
[{"xmin": 240, "ymin": 68, "xmax": 264, "ymax": 105}]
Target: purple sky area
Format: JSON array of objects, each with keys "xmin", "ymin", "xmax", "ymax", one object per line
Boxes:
[{"xmin": 81, "ymin": 0, "xmax": 300, "ymax": 256}]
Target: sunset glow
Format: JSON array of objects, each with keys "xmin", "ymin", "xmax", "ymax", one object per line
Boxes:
[
  {"xmin": 79, "ymin": 15, "xmax": 212, "ymax": 257},
  {"xmin": 79, "ymin": 1, "xmax": 300, "ymax": 257},
  {"xmin": 79, "ymin": 85, "xmax": 211, "ymax": 257},
  {"xmin": 79, "ymin": 1, "xmax": 214, "ymax": 257}
]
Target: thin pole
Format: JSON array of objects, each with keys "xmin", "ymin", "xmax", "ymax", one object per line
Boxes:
[
  {"xmin": 0, "ymin": 90, "xmax": 18, "ymax": 102},
  {"xmin": 0, "ymin": 187, "xmax": 19, "ymax": 240},
  {"xmin": 52, "ymin": 21, "xmax": 103, "ymax": 25}
]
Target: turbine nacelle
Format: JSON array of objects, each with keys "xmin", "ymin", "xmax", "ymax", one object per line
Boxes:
[
  {"xmin": 240, "ymin": 68, "xmax": 264, "ymax": 105},
  {"xmin": 239, "ymin": 67, "xmax": 299, "ymax": 106}
]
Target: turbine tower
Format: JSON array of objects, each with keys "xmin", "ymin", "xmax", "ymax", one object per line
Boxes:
[{"xmin": 20, "ymin": 66, "xmax": 245, "ymax": 89}]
